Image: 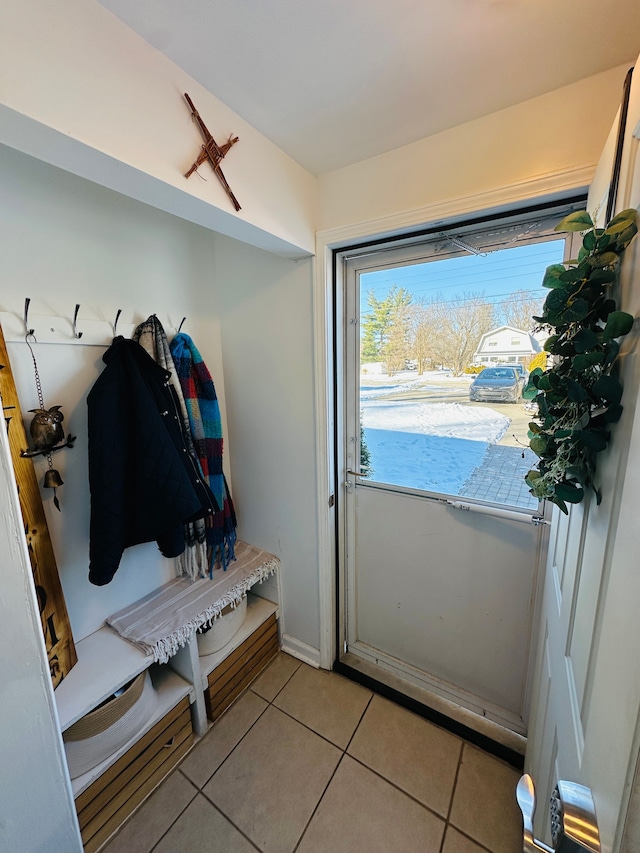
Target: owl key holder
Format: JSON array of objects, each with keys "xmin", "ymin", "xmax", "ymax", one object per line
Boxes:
[{"xmin": 20, "ymin": 300, "xmax": 76, "ymax": 510}]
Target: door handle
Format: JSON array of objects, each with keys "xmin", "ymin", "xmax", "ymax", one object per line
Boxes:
[
  {"xmin": 516, "ymin": 774, "xmax": 600, "ymax": 853},
  {"xmin": 516, "ymin": 775, "xmax": 554, "ymax": 853}
]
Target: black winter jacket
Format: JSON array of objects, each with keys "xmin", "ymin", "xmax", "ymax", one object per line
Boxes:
[{"xmin": 87, "ymin": 337, "xmax": 216, "ymax": 586}]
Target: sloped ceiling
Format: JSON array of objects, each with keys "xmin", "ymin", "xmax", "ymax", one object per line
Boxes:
[{"xmin": 98, "ymin": 0, "xmax": 640, "ymax": 175}]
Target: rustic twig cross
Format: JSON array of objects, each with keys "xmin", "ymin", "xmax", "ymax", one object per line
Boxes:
[{"xmin": 184, "ymin": 93, "xmax": 241, "ymax": 211}]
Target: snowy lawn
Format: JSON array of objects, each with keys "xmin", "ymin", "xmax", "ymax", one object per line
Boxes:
[{"xmin": 360, "ymin": 375, "xmax": 512, "ymax": 494}]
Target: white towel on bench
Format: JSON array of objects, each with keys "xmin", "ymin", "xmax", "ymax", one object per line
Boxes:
[{"xmin": 106, "ymin": 541, "xmax": 279, "ymax": 663}]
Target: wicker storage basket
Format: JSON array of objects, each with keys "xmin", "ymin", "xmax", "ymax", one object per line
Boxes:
[
  {"xmin": 197, "ymin": 596, "xmax": 247, "ymax": 656},
  {"xmin": 63, "ymin": 670, "xmax": 158, "ymax": 778}
]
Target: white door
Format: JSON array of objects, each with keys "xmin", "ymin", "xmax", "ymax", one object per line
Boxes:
[
  {"xmin": 525, "ymin": 63, "xmax": 640, "ymax": 852},
  {"xmin": 337, "ymin": 208, "xmax": 581, "ymax": 737}
]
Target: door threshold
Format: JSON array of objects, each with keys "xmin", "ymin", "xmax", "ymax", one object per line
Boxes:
[{"xmin": 335, "ymin": 652, "xmax": 525, "ymax": 770}]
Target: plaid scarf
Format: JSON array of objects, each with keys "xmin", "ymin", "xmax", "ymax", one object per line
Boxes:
[
  {"xmin": 133, "ymin": 316, "xmax": 209, "ymax": 578},
  {"xmin": 170, "ymin": 332, "xmax": 237, "ymax": 573}
]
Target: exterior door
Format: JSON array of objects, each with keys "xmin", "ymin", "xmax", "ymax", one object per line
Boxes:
[
  {"xmin": 524, "ymin": 62, "xmax": 640, "ymax": 851},
  {"xmin": 337, "ymin": 208, "xmax": 581, "ymax": 736}
]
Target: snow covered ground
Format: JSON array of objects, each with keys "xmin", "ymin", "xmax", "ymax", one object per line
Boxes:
[{"xmin": 360, "ymin": 372, "xmax": 517, "ymax": 495}]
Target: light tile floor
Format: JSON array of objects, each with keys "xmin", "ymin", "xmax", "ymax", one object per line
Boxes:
[{"xmin": 103, "ymin": 653, "xmax": 524, "ymax": 853}]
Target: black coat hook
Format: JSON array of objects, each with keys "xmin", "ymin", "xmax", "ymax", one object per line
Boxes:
[
  {"xmin": 113, "ymin": 308, "xmax": 122, "ymax": 337},
  {"xmin": 178, "ymin": 317, "xmax": 186, "ymax": 333},
  {"xmin": 24, "ymin": 297, "xmax": 35, "ymax": 339},
  {"xmin": 73, "ymin": 304, "xmax": 83, "ymax": 339}
]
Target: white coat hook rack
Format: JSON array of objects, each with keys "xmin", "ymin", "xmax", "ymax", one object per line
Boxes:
[
  {"xmin": 72, "ymin": 304, "xmax": 83, "ymax": 339},
  {"xmin": 0, "ymin": 305, "xmax": 143, "ymax": 346}
]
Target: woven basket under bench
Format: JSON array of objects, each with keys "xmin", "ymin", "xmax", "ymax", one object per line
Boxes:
[
  {"xmin": 76, "ymin": 694, "xmax": 193, "ymax": 853},
  {"xmin": 204, "ymin": 610, "xmax": 279, "ymax": 721}
]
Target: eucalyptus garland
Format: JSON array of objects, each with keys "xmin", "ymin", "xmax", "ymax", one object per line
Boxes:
[{"xmin": 525, "ymin": 207, "xmax": 638, "ymax": 513}]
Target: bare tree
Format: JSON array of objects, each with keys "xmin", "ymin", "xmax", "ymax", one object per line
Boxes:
[
  {"xmin": 410, "ymin": 301, "xmax": 441, "ymax": 374},
  {"xmin": 498, "ymin": 289, "xmax": 544, "ymax": 333},
  {"xmin": 429, "ymin": 293, "xmax": 495, "ymax": 375}
]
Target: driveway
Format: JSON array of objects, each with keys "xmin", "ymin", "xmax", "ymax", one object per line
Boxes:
[
  {"xmin": 376, "ymin": 373, "xmax": 533, "ymax": 449},
  {"xmin": 361, "ymin": 372, "xmax": 539, "ymax": 508}
]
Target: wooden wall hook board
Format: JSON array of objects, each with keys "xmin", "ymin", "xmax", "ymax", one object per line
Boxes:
[
  {"xmin": 0, "ymin": 322, "xmax": 77, "ymax": 686},
  {"xmin": 183, "ymin": 93, "xmax": 241, "ymax": 212}
]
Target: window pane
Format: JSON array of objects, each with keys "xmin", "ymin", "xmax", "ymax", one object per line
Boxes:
[{"xmin": 359, "ymin": 239, "xmax": 564, "ymax": 509}]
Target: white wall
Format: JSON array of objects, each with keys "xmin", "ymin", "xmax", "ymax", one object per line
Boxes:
[
  {"xmin": 318, "ymin": 64, "xmax": 631, "ymax": 235},
  {"xmin": 0, "ymin": 0, "xmax": 317, "ymax": 259},
  {"xmin": 213, "ymin": 235, "xmax": 319, "ymax": 656},
  {"xmin": 0, "ymin": 142, "xmax": 227, "ymax": 641}
]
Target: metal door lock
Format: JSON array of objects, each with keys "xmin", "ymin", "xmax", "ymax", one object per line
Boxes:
[{"xmin": 516, "ymin": 774, "xmax": 600, "ymax": 853}]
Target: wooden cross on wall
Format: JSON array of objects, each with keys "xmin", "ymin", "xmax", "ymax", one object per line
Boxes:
[{"xmin": 184, "ymin": 93, "xmax": 241, "ymax": 211}]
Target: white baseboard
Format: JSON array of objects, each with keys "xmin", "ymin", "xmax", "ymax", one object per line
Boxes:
[{"xmin": 280, "ymin": 634, "xmax": 321, "ymax": 669}]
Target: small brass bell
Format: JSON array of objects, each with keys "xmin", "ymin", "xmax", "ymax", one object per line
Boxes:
[{"xmin": 44, "ymin": 469, "xmax": 64, "ymax": 489}]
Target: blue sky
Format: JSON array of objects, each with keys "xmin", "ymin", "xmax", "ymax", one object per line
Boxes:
[{"xmin": 359, "ymin": 238, "xmax": 565, "ymax": 317}]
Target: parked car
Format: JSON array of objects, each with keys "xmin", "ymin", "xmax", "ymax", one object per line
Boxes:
[
  {"xmin": 511, "ymin": 363, "xmax": 529, "ymax": 382},
  {"xmin": 469, "ymin": 366, "xmax": 524, "ymax": 403}
]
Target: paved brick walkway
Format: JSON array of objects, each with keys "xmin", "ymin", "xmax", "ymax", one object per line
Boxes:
[{"xmin": 458, "ymin": 444, "xmax": 538, "ymax": 510}]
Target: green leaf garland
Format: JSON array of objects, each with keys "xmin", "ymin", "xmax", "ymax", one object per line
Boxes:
[{"xmin": 525, "ymin": 208, "xmax": 637, "ymax": 512}]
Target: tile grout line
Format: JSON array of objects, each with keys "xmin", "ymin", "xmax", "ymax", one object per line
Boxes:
[
  {"xmin": 187, "ymin": 691, "xmax": 272, "ymax": 789},
  {"xmin": 448, "ymin": 827, "xmax": 495, "ymax": 853},
  {"xmin": 345, "ymin": 751, "xmax": 452, "ymax": 828},
  {"xmin": 103, "ymin": 769, "xmax": 200, "ymax": 852},
  {"xmin": 273, "ymin": 672, "xmax": 374, "ymax": 851},
  {"xmin": 178, "ymin": 657, "xmax": 306, "ymax": 853},
  {"xmin": 208, "ymin": 662, "xmax": 371, "ymax": 852},
  {"xmin": 343, "ymin": 691, "xmax": 375, "ymax": 753},
  {"xmin": 438, "ymin": 739, "xmax": 465, "ymax": 853},
  {"xmin": 341, "ymin": 693, "xmax": 471, "ymax": 831},
  {"xmin": 180, "ymin": 655, "xmax": 303, "ymax": 792},
  {"xmin": 144, "ymin": 774, "xmax": 200, "ymax": 853},
  {"xmin": 291, "ymin": 752, "xmax": 348, "ymax": 853},
  {"xmin": 259, "ymin": 656, "xmax": 304, "ymax": 705},
  {"xmin": 197, "ymin": 791, "xmax": 264, "ymax": 852},
  {"xmin": 193, "ymin": 658, "xmax": 317, "ymax": 852},
  {"xmin": 266, "ymin": 687, "xmax": 374, "ymax": 754},
  {"xmin": 200, "ymin": 658, "xmax": 345, "ymax": 853},
  {"xmin": 438, "ymin": 742, "xmax": 495, "ymax": 853},
  {"xmin": 286, "ymin": 669, "xmax": 449, "ymax": 851}
]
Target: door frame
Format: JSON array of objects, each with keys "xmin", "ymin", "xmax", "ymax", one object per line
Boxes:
[
  {"xmin": 337, "ymin": 222, "xmax": 565, "ymax": 725},
  {"xmin": 320, "ymin": 197, "xmax": 590, "ymax": 767},
  {"xmin": 314, "ymin": 180, "xmax": 593, "ymax": 674}
]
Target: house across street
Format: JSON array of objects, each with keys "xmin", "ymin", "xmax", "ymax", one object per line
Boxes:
[{"xmin": 472, "ymin": 324, "xmax": 542, "ymax": 367}]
